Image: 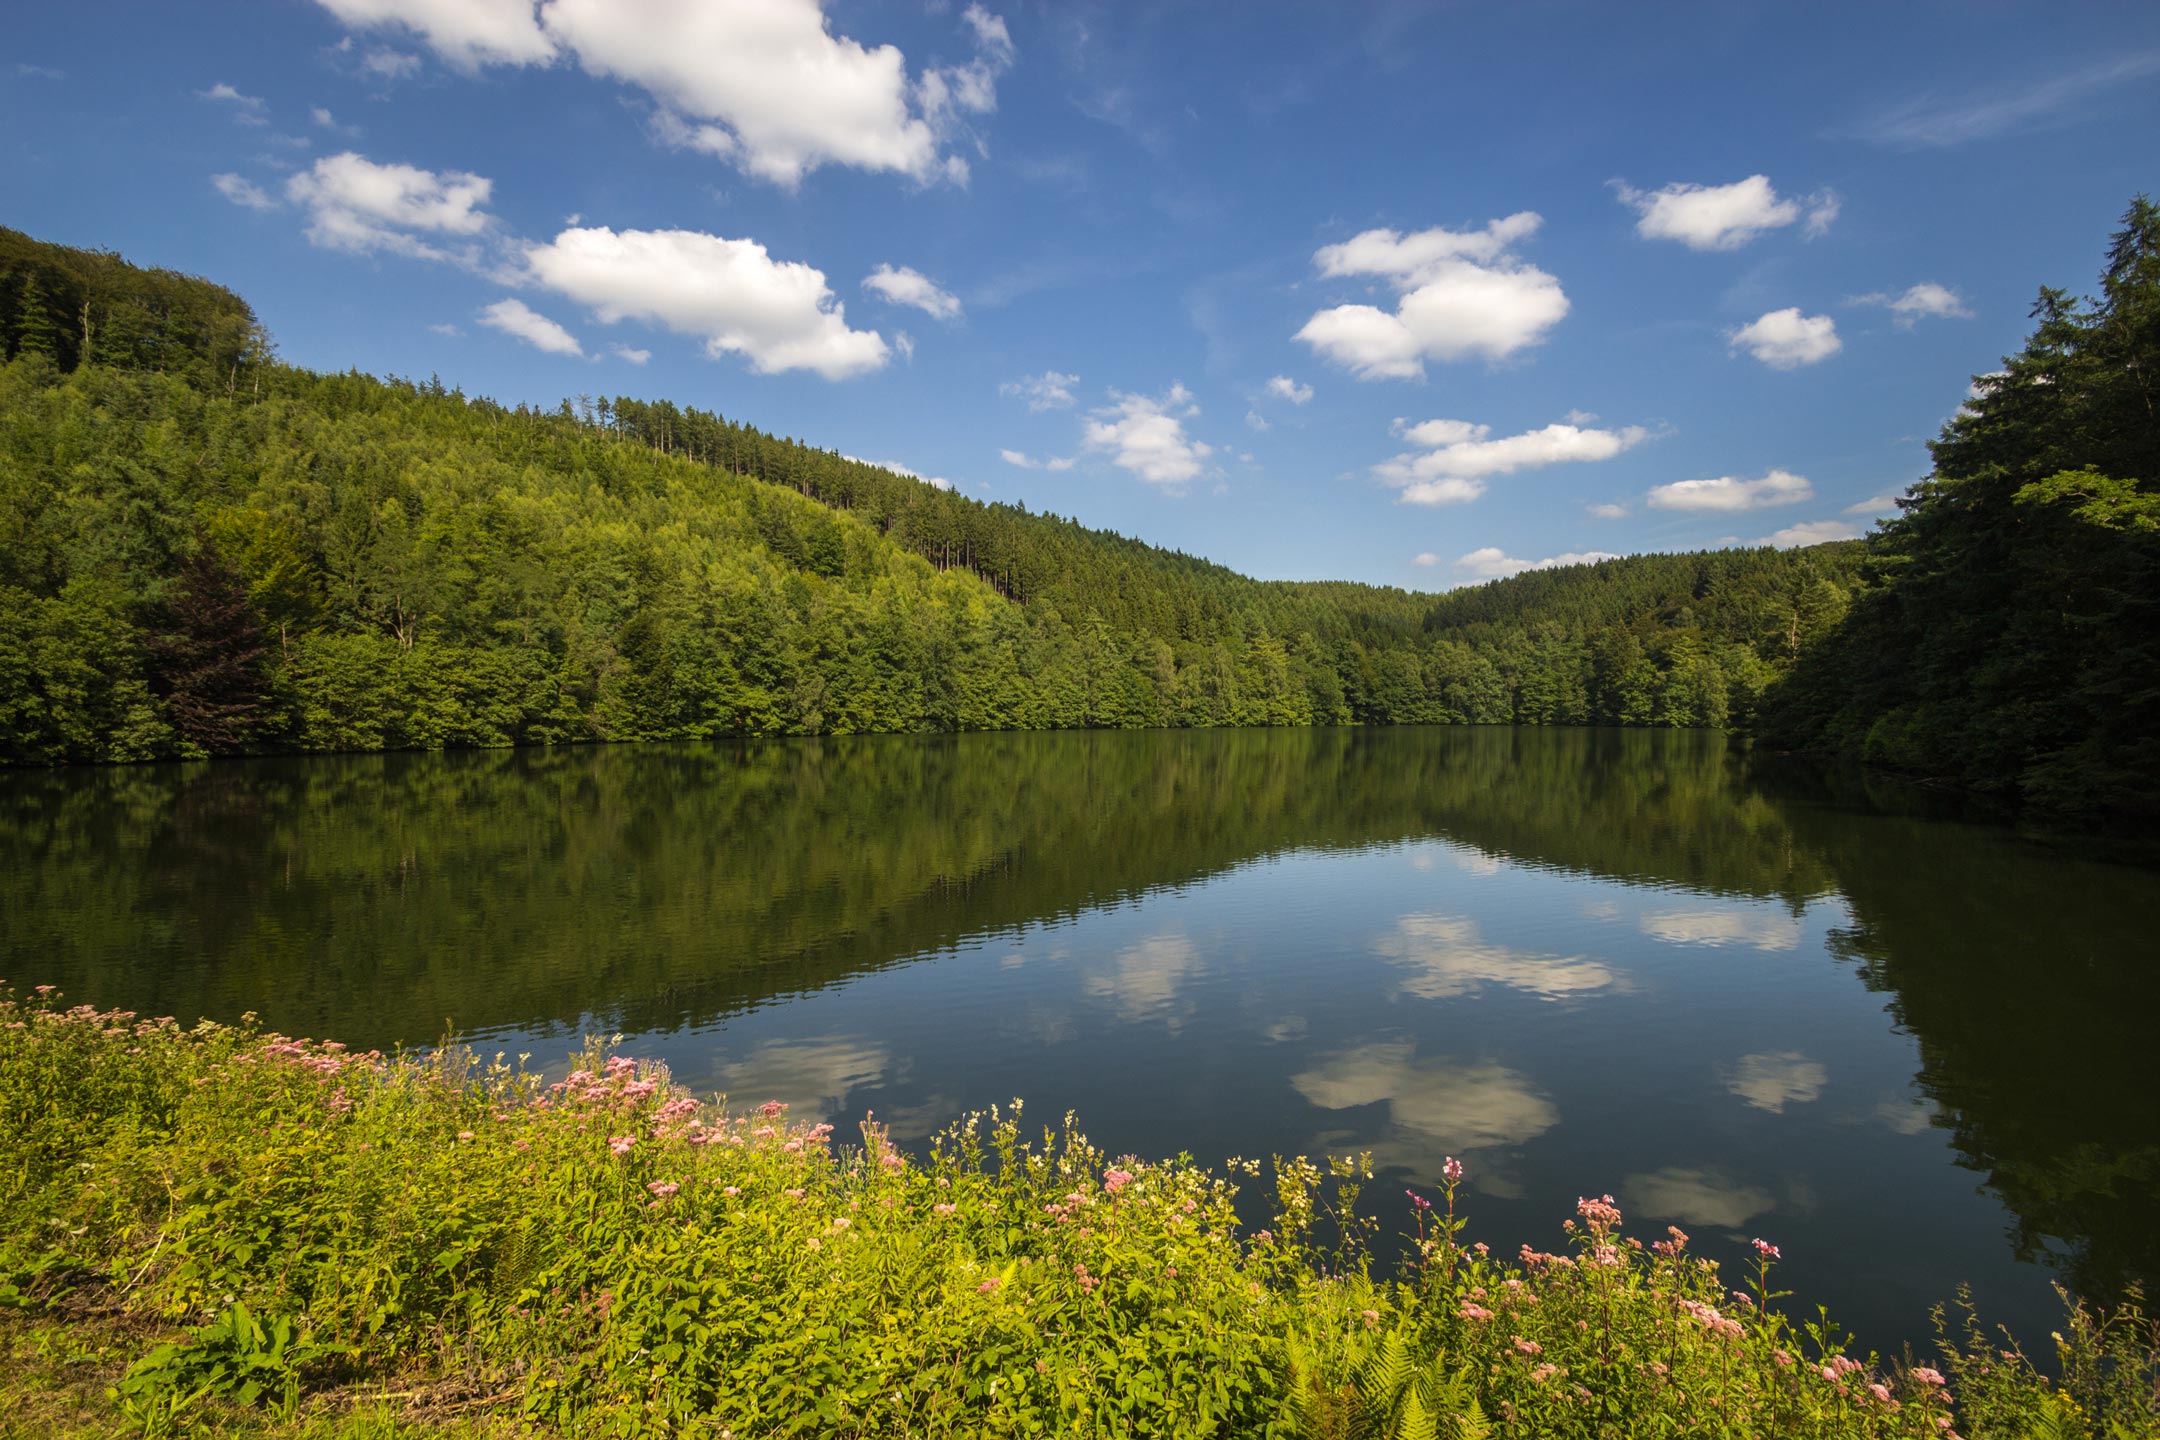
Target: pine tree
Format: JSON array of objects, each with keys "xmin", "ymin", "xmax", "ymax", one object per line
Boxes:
[
  {"xmin": 142, "ymin": 542, "xmax": 272, "ymax": 754},
  {"xmin": 12, "ymin": 272, "xmax": 60, "ymax": 359}
]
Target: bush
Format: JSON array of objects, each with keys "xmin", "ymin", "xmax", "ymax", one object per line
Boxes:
[{"xmin": 2, "ymin": 984, "xmax": 2154, "ymax": 1437}]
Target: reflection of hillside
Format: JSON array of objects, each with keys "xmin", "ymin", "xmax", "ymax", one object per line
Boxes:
[
  {"xmin": 4, "ymin": 727, "xmax": 2153, "ymax": 1304},
  {"xmin": 1767, "ymin": 791, "xmax": 2160, "ymax": 1302},
  {"xmin": 2, "ymin": 728, "xmax": 1835, "ymax": 1049}
]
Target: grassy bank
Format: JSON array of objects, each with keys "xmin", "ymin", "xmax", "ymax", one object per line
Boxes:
[{"xmin": 2, "ymin": 986, "xmax": 2154, "ymax": 1438}]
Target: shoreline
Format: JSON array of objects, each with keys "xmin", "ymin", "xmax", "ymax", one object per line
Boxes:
[{"xmin": 5, "ymin": 987, "xmax": 2152, "ymax": 1437}]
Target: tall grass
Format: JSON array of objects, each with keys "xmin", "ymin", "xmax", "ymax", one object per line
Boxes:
[{"xmin": 2, "ymin": 984, "xmax": 2153, "ymax": 1437}]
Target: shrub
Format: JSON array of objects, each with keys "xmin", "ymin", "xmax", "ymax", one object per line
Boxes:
[{"xmin": 2, "ymin": 984, "xmax": 2154, "ymax": 1437}]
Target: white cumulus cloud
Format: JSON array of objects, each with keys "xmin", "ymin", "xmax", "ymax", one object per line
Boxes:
[
  {"xmin": 1614, "ymin": 174, "xmax": 1833, "ymax": 250},
  {"xmin": 1646, "ymin": 469, "xmax": 1813, "ymax": 512},
  {"xmin": 1083, "ymin": 384, "xmax": 1212, "ymax": 489},
  {"xmin": 200, "ymin": 81, "xmax": 268, "ymax": 123},
  {"xmin": 862, "ymin": 264, "xmax": 961, "ymax": 321},
  {"xmin": 610, "ymin": 343, "xmax": 650, "ymax": 364},
  {"xmin": 523, "ymin": 225, "xmax": 888, "ymax": 380},
  {"xmin": 212, "ymin": 173, "xmax": 279, "ymax": 211},
  {"xmin": 477, "ymin": 297, "xmax": 583, "ymax": 355},
  {"xmin": 1761, "ymin": 518, "xmax": 1863, "ymax": 547},
  {"xmin": 1296, "ymin": 213, "xmax": 1568, "ymax": 378},
  {"xmin": 1852, "ymin": 282, "xmax": 1973, "ymax": 327},
  {"xmin": 1730, "ymin": 308, "xmax": 1842, "ymax": 368},
  {"xmin": 1588, "ymin": 501, "xmax": 1629, "ymax": 519},
  {"xmin": 1265, "ymin": 374, "xmax": 1313, "ymax": 405},
  {"xmin": 285, "ymin": 151, "xmax": 495, "ymax": 260},
  {"xmin": 316, "ymin": 0, "xmax": 555, "ymax": 68},
  {"xmin": 999, "ymin": 449, "xmax": 1074, "ymax": 471},
  {"xmin": 1844, "ymin": 493, "xmax": 1901, "ymax": 516},
  {"xmin": 1454, "ymin": 547, "xmax": 1622, "ymax": 581},
  {"xmin": 1374, "ymin": 417, "xmax": 1651, "ymax": 506},
  {"xmin": 1413, "ymin": 552, "xmax": 1440, "ymax": 567},
  {"xmin": 317, "ymin": 0, "xmax": 1011, "ymax": 188},
  {"xmin": 1000, "ymin": 370, "xmax": 1079, "ymax": 411}
]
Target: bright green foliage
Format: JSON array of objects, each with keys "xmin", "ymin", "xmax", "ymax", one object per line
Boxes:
[
  {"xmin": 5, "ymin": 986, "xmax": 2155, "ymax": 1437},
  {"xmin": 1758, "ymin": 198, "xmax": 2160, "ymax": 817},
  {"xmin": 0, "ymin": 227, "xmax": 1863, "ymax": 765}
]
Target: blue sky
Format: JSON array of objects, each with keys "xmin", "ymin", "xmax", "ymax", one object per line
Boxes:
[{"xmin": 7, "ymin": 2, "xmax": 2157, "ymax": 588}]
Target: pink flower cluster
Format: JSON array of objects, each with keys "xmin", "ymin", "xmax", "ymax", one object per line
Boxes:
[
  {"xmin": 1677, "ymin": 1298, "xmax": 1743, "ymax": 1341},
  {"xmin": 1575, "ymin": 1193, "xmax": 1623, "ymax": 1230}
]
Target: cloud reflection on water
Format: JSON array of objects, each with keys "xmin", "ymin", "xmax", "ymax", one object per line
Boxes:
[
  {"xmin": 1723, "ymin": 1050, "xmax": 1829, "ymax": 1113},
  {"xmin": 1639, "ymin": 906, "xmax": 1803, "ymax": 951},
  {"xmin": 1082, "ymin": 933, "xmax": 1203, "ymax": 1030},
  {"xmin": 1291, "ymin": 1040, "xmax": 1559, "ymax": 1152},
  {"xmin": 1621, "ymin": 1166, "xmax": 1778, "ymax": 1230},
  {"xmin": 1377, "ymin": 912, "xmax": 1622, "ymax": 1002},
  {"xmin": 713, "ymin": 1034, "xmax": 889, "ymax": 1119}
]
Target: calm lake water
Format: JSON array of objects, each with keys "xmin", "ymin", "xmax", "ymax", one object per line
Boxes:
[{"xmin": 5, "ymin": 727, "xmax": 2155, "ymax": 1354}]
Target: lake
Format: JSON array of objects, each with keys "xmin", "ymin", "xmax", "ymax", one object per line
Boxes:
[{"xmin": 4, "ymin": 726, "xmax": 2154, "ymax": 1355}]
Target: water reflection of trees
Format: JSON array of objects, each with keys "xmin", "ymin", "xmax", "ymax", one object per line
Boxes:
[
  {"xmin": 0, "ymin": 728, "xmax": 1815, "ymax": 1045},
  {"xmin": 1757, "ymin": 773, "xmax": 2160, "ymax": 1308},
  {"xmin": 2, "ymin": 727, "xmax": 2150, "ymax": 1298}
]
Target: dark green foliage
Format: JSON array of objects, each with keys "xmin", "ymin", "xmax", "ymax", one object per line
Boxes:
[
  {"xmin": 1758, "ymin": 198, "xmax": 2160, "ymax": 817},
  {"xmin": 141, "ymin": 541, "xmax": 271, "ymax": 755},
  {"xmin": 0, "ymin": 227, "xmax": 266, "ymax": 385},
  {"xmin": 0, "ymin": 229, "xmax": 1861, "ymax": 765}
]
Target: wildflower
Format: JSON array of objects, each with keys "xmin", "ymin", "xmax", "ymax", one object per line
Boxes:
[
  {"xmin": 830, "ymin": 1217, "xmax": 850, "ymax": 1230},
  {"xmin": 1575, "ymin": 1194, "xmax": 1622, "ymax": 1229},
  {"xmin": 1912, "ymin": 1367, "xmax": 1947, "ymax": 1387},
  {"xmin": 1513, "ymin": 1336, "xmax": 1542, "ymax": 1356},
  {"xmin": 1531, "ymin": 1364, "xmax": 1561, "ymax": 1384},
  {"xmin": 1406, "ymin": 1188, "xmax": 1433, "ymax": 1210},
  {"xmin": 784, "ymin": 1187, "xmax": 805, "ymax": 1200},
  {"xmin": 457, "ymin": 1130, "xmax": 475, "ymax": 1142},
  {"xmin": 1752, "ymin": 1237, "xmax": 1782, "ymax": 1261},
  {"xmin": 1361, "ymin": 1309, "xmax": 1380, "ymax": 1327},
  {"xmin": 1104, "ymin": 1167, "xmax": 1134, "ymax": 1195},
  {"xmin": 609, "ymin": 1135, "xmax": 634, "ymax": 1156},
  {"xmin": 1460, "ymin": 1303, "xmax": 1494, "ymax": 1322},
  {"xmin": 1444, "ymin": 1155, "xmax": 1464, "ymax": 1183},
  {"xmin": 977, "ymin": 1279, "xmax": 1001, "ymax": 1293},
  {"xmin": 723, "ymin": 1186, "xmax": 740, "ymax": 1197},
  {"xmin": 647, "ymin": 1181, "xmax": 679, "ymax": 1198},
  {"xmin": 934, "ymin": 1203, "xmax": 957, "ymax": 1215}
]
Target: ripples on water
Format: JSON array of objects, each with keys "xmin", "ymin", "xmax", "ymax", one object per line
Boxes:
[{"xmin": 4, "ymin": 726, "xmax": 2155, "ymax": 1352}]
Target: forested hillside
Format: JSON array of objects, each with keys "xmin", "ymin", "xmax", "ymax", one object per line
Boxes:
[
  {"xmin": 1757, "ymin": 199, "xmax": 2160, "ymax": 817},
  {"xmin": 1, "ymin": 227, "xmax": 1862, "ymax": 764}
]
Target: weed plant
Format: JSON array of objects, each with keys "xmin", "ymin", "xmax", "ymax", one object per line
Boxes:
[{"xmin": 3, "ymin": 985, "xmax": 2154, "ymax": 1437}]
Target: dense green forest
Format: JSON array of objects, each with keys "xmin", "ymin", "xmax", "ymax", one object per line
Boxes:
[
  {"xmin": 4, "ymin": 224, "xmax": 1861, "ymax": 763},
  {"xmin": 1756, "ymin": 200, "xmax": 2160, "ymax": 816}
]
